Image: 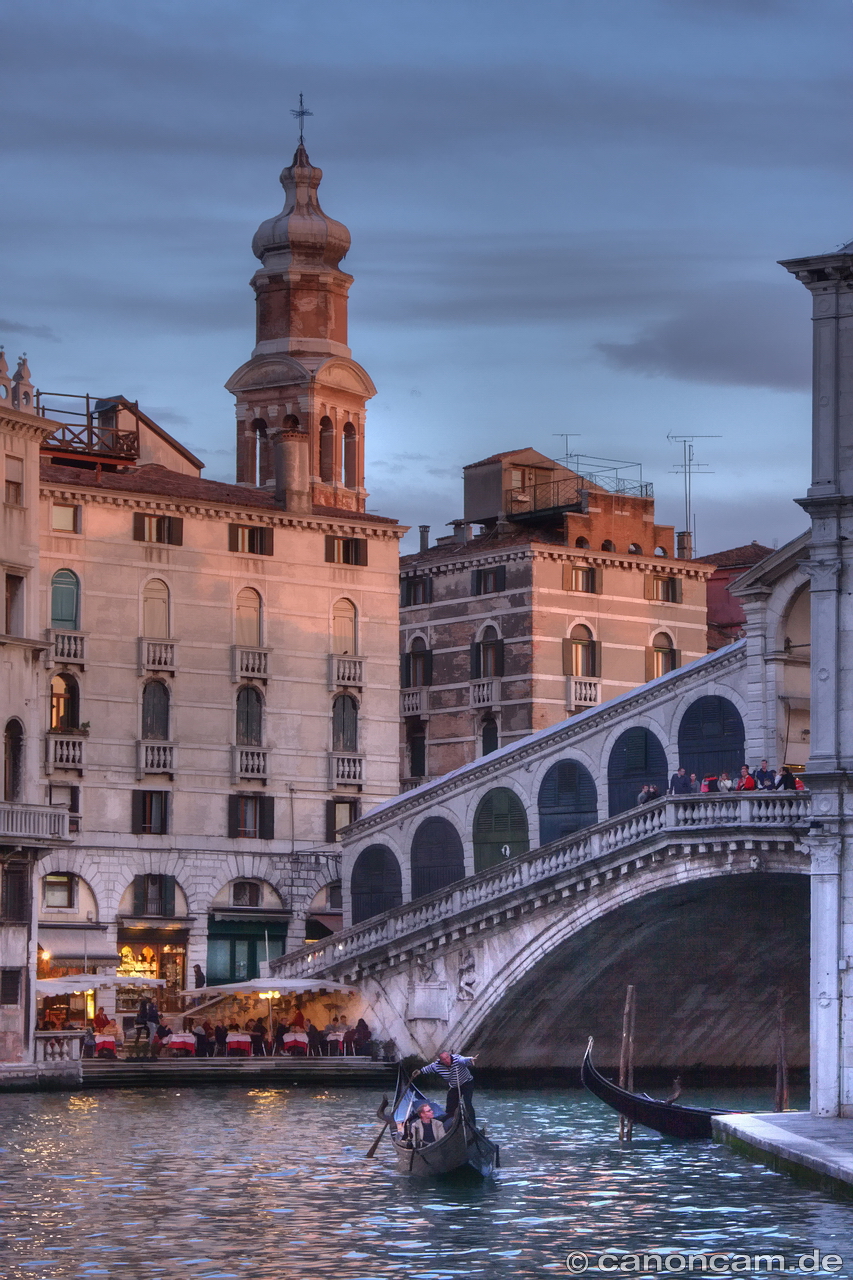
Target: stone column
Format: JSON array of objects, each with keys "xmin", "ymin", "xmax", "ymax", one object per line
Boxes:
[{"xmin": 781, "ymin": 246, "xmax": 853, "ymax": 1115}]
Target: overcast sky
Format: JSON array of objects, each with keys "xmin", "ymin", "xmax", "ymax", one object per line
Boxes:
[{"xmin": 2, "ymin": 0, "xmax": 851, "ymax": 554}]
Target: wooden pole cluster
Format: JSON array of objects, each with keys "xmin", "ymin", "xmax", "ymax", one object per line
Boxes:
[{"xmin": 619, "ymin": 984, "xmax": 636, "ymax": 1142}]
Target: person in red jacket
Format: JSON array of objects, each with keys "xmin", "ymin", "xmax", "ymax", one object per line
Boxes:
[{"xmin": 736, "ymin": 765, "xmax": 756, "ymax": 791}]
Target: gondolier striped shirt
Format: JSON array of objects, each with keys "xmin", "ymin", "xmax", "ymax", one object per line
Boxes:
[{"xmin": 420, "ymin": 1054, "xmax": 475, "ymax": 1088}]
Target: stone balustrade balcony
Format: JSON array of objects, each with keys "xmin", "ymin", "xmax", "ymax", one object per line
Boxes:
[
  {"xmin": 45, "ymin": 734, "xmax": 85, "ymax": 773},
  {"xmin": 232, "ymin": 746, "xmax": 269, "ymax": 781},
  {"xmin": 0, "ymin": 801, "xmax": 70, "ymax": 842},
  {"xmin": 231, "ymin": 645, "xmax": 270, "ymax": 682},
  {"xmin": 568, "ymin": 676, "xmax": 601, "ymax": 709},
  {"xmin": 46, "ymin": 630, "xmax": 86, "ymax": 667},
  {"xmin": 471, "ymin": 678, "xmax": 497, "ymax": 708},
  {"xmin": 329, "ymin": 654, "xmax": 364, "ymax": 689},
  {"xmin": 138, "ymin": 637, "xmax": 177, "ymax": 674},
  {"xmin": 136, "ymin": 741, "xmax": 176, "ymax": 778},
  {"xmin": 34, "ymin": 1031, "xmax": 81, "ymax": 1063},
  {"xmin": 401, "ymin": 688, "xmax": 424, "ymax": 716},
  {"xmin": 329, "ymin": 753, "xmax": 364, "ymax": 785}
]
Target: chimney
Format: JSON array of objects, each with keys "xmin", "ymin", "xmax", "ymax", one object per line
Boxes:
[
  {"xmin": 452, "ymin": 520, "xmax": 470, "ymax": 544},
  {"xmin": 676, "ymin": 530, "xmax": 693, "ymax": 560},
  {"xmin": 274, "ymin": 425, "xmax": 310, "ymax": 512},
  {"xmin": 419, "ymin": 525, "xmax": 430, "ymax": 553}
]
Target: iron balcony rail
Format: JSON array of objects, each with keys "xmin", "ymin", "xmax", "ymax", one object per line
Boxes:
[
  {"xmin": 272, "ymin": 791, "xmax": 811, "ymax": 979},
  {"xmin": 505, "ymin": 473, "xmax": 653, "ymax": 517}
]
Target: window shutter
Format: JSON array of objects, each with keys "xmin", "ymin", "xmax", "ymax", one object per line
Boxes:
[
  {"xmin": 494, "ymin": 638, "xmax": 505, "ymax": 677},
  {"xmin": 259, "ymin": 527, "xmax": 274, "ymax": 556},
  {"xmin": 593, "ymin": 567, "xmax": 603, "ymax": 595},
  {"xmin": 673, "ymin": 577, "xmax": 683, "ymax": 604},
  {"xmin": 562, "ymin": 637, "xmax": 573, "ymax": 677},
  {"xmin": 131, "ymin": 791, "xmax": 145, "ymax": 834},
  {"xmin": 470, "ymin": 639, "xmax": 481, "ymax": 679},
  {"xmin": 325, "ymin": 799, "xmax": 338, "ymax": 843},
  {"xmin": 400, "ymin": 652, "xmax": 411, "ymax": 689},
  {"xmin": 167, "ymin": 517, "xmax": 183, "ymax": 546},
  {"xmin": 672, "ymin": 649, "xmax": 682, "ymax": 670},
  {"xmin": 229, "ymin": 525, "xmax": 240, "ymax": 553},
  {"xmin": 259, "ymin": 796, "xmax": 275, "ymax": 840},
  {"xmin": 356, "ymin": 538, "xmax": 368, "ymax": 565},
  {"xmin": 591, "ymin": 640, "xmax": 602, "ymax": 678},
  {"xmin": 644, "ymin": 575, "xmax": 655, "ymax": 601},
  {"xmin": 161, "ymin": 792, "xmax": 170, "ymax": 835},
  {"xmin": 69, "ymin": 786, "xmax": 80, "ymax": 814},
  {"xmin": 227, "ymin": 794, "xmax": 240, "ymax": 839},
  {"xmin": 422, "ymin": 649, "xmax": 433, "ymax": 686},
  {"xmin": 0, "ymin": 969, "xmax": 21, "ymax": 1006},
  {"xmin": 471, "ymin": 569, "xmax": 482, "ymax": 596},
  {"xmin": 133, "ymin": 513, "xmax": 146, "ymax": 542},
  {"xmin": 562, "ymin": 563, "xmax": 573, "ymax": 592},
  {"xmin": 132, "ymin": 874, "xmax": 145, "ymax": 916},
  {"xmin": 644, "ymin": 647, "xmax": 655, "ymax": 682},
  {"xmin": 162, "ymin": 874, "xmax": 176, "ymax": 918},
  {"xmin": 496, "ymin": 565, "xmax": 507, "ymax": 592},
  {"xmin": 73, "ymin": 506, "xmax": 82, "ymax": 534},
  {"xmin": 400, "ymin": 580, "xmax": 409, "ymax": 607},
  {"xmin": 325, "ymin": 535, "xmax": 336, "ymax": 563},
  {"xmin": 426, "ymin": 577, "xmax": 434, "ymax": 603}
]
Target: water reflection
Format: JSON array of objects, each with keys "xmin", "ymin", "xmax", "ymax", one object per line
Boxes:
[{"xmin": 0, "ymin": 1087, "xmax": 850, "ymax": 1279}]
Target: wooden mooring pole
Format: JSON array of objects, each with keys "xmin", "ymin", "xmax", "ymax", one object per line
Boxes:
[
  {"xmin": 619, "ymin": 984, "xmax": 636, "ymax": 1142},
  {"xmin": 774, "ymin": 988, "xmax": 789, "ymax": 1113}
]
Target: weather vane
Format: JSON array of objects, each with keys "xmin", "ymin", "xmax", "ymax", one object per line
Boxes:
[{"xmin": 290, "ymin": 93, "xmax": 313, "ymax": 145}]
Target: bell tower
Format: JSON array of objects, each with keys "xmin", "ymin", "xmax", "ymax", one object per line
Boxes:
[{"xmin": 226, "ymin": 142, "xmax": 375, "ymax": 512}]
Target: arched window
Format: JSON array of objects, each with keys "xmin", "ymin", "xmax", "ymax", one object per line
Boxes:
[
  {"xmin": 51, "ymin": 569, "xmax": 79, "ymax": 630},
  {"xmin": 481, "ymin": 717, "xmax": 498, "ymax": 756},
  {"xmin": 480, "ymin": 626, "xmax": 500, "ymax": 678},
  {"xmin": 678, "ymin": 696, "xmax": 745, "ymax": 782},
  {"xmin": 319, "ymin": 416, "xmax": 335, "ymax": 483},
  {"xmin": 236, "ymin": 685, "xmax": 263, "ymax": 747},
  {"xmin": 601, "ymin": 540, "xmax": 616, "ymax": 553},
  {"xmin": 332, "ymin": 694, "xmax": 358, "ymax": 752},
  {"xmin": 250, "ymin": 418, "xmax": 268, "ymax": 486},
  {"xmin": 538, "ymin": 760, "xmax": 598, "ymax": 844},
  {"xmin": 350, "ymin": 845, "xmax": 402, "ymax": 924},
  {"xmin": 570, "ymin": 625, "xmax": 594, "ymax": 677},
  {"xmin": 142, "ymin": 579, "xmax": 170, "ymax": 638},
  {"xmin": 343, "ymin": 422, "xmax": 357, "ymax": 490},
  {"xmin": 332, "ymin": 599, "xmax": 357, "ymax": 654},
  {"xmin": 652, "ymin": 632, "xmax": 677, "ymax": 678},
  {"xmin": 654, "ymin": 546, "xmax": 668, "ymax": 557},
  {"xmin": 607, "ymin": 726, "xmax": 668, "ymax": 816},
  {"xmin": 575, "ymin": 537, "xmax": 589, "ymax": 549},
  {"xmin": 141, "ymin": 680, "xmax": 170, "ymax": 741},
  {"xmin": 410, "ymin": 636, "xmax": 431, "ymax": 687},
  {"xmin": 628, "ymin": 543, "xmax": 643, "ymax": 554},
  {"xmin": 411, "ymin": 817, "xmax": 465, "ymax": 899},
  {"xmin": 236, "ymin": 588, "xmax": 262, "ymax": 648},
  {"xmin": 3, "ymin": 719, "xmax": 23, "ymax": 801},
  {"xmin": 50, "ymin": 673, "xmax": 80, "ymax": 731},
  {"xmin": 473, "ymin": 788, "xmax": 529, "ymax": 872}
]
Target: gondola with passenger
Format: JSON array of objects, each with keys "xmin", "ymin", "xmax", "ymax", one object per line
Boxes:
[
  {"xmin": 581, "ymin": 1037, "xmax": 738, "ymax": 1139},
  {"xmin": 375, "ymin": 1080, "xmax": 500, "ymax": 1178}
]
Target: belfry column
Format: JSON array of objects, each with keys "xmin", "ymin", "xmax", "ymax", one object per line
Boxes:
[{"xmin": 782, "ymin": 244, "xmax": 853, "ymax": 1115}]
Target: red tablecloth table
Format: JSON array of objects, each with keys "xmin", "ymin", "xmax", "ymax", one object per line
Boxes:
[
  {"xmin": 226, "ymin": 1033, "xmax": 251, "ymax": 1057},
  {"xmin": 94, "ymin": 1035, "xmax": 116, "ymax": 1057},
  {"xmin": 167, "ymin": 1034, "xmax": 196, "ymax": 1056},
  {"xmin": 283, "ymin": 1031, "xmax": 308, "ymax": 1055}
]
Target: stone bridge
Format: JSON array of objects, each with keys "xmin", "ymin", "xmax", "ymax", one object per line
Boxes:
[{"xmin": 272, "ymin": 792, "xmax": 812, "ymax": 1070}]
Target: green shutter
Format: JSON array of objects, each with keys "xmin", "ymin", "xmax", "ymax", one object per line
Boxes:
[
  {"xmin": 259, "ymin": 796, "xmax": 275, "ymax": 840},
  {"xmin": 132, "ymin": 875, "xmax": 145, "ymax": 916},
  {"xmin": 400, "ymin": 653, "xmax": 411, "ymax": 689},
  {"xmin": 162, "ymin": 875, "xmax": 176, "ymax": 918},
  {"xmin": 422, "ymin": 649, "xmax": 433, "ymax": 686},
  {"xmin": 470, "ymin": 639, "xmax": 481, "ymax": 679},
  {"xmin": 471, "ymin": 569, "xmax": 482, "ymax": 596},
  {"xmin": 227, "ymin": 795, "xmax": 240, "ymax": 838},
  {"xmin": 131, "ymin": 791, "xmax": 145, "ymax": 834},
  {"xmin": 591, "ymin": 640, "xmax": 602, "ymax": 678}
]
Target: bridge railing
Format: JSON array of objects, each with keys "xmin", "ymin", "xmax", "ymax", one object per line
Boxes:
[{"xmin": 273, "ymin": 791, "xmax": 811, "ymax": 978}]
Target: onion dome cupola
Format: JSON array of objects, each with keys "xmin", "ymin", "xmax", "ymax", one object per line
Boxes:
[{"xmin": 252, "ymin": 143, "xmax": 351, "ymax": 273}]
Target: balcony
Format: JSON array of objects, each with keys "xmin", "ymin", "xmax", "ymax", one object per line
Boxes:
[
  {"xmin": 34, "ymin": 1031, "xmax": 82, "ymax": 1063},
  {"xmin": 136, "ymin": 741, "xmax": 176, "ymax": 778},
  {"xmin": 471, "ymin": 678, "xmax": 497, "ymax": 708},
  {"xmin": 232, "ymin": 646, "xmax": 269, "ymax": 682},
  {"xmin": 0, "ymin": 802, "xmax": 70, "ymax": 842},
  {"xmin": 401, "ymin": 688, "xmax": 424, "ymax": 716},
  {"xmin": 46, "ymin": 734, "xmax": 84, "ymax": 773},
  {"xmin": 568, "ymin": 676, "xmax": 601, "ymax": 709},
  {"xmin": 329, "ymin": 753, "xmax": 364, "ymax": 785},
  {"xmin": 232, "ymin": 746, "xmax": 269, "ymax": 781},
  {"xmin": 329, "ymin": 654, "xmax": 364, "ymax": 689},
  {"xmin": 47, "ymin": 631, "xmax": 86, "ymax": 667},
  {"xmin": 138, "ymin": 638, "xmax": 176, "ymax": 674}
]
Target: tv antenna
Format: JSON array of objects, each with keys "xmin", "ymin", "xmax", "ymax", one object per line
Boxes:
[
  {"xmin": 553, "ymin": 433, "xmax": 581, "ymax": 468},
  {"xmin": 668, "ymin": 433, "xmax": 719, "ymax": 548}
]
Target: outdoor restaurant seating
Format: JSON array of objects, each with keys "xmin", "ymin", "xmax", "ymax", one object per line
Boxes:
[{"xmin": 226, "ymin": 1032, "xmax": 252, "ymax": 1056}]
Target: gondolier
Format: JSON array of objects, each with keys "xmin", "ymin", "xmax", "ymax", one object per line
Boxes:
[{"xmin": 412, "ymin": 1051, "xmax": 478, "ymax": 1123}]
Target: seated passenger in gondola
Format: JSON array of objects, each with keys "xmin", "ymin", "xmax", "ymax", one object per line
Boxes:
[{"xmin": 408, "ymin": 1103, "xmax": 446, "ymax": 1148}]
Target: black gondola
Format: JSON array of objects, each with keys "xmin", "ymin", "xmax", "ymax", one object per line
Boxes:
[
  {"xmin": 378, "ymin": 1083, "xmax": 500, "ymax": 1178},
  {"xmin": 581, "ymin": 1037, "xmax": 737, "ymax": 1139}
]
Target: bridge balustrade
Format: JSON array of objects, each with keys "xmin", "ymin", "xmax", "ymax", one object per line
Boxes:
[{"xmin": 277, "ymin": 792, "xmax": 811, "ymax": 979}]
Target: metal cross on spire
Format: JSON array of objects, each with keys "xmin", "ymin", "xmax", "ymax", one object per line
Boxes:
[{"xmin": 290, "ymin": 93, "xmax": 313, "ymax": 145}]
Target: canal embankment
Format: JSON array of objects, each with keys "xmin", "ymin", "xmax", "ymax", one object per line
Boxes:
[{"xmin": 714, "ymin": 1112, "xmax": 853, "ymax": 1199}]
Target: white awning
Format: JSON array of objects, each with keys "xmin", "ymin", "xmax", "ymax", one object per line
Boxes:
[{"xmin": 38, "ymin": 928, "xmax": 120, "ymax": 963}]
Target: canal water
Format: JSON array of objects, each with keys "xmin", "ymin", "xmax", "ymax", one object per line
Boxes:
[{"xmin": 1, "ymin": 1086, "xmax": 851, "ymax": 1279}]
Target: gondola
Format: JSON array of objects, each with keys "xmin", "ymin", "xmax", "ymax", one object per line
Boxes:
[
  {"xmin": 378, "ymin": 1082, "xmax": 500, "ymax": 1178},
  {"xmin": 581, "ymin": 1037, "xmax": 738, "ymax": 1139}
]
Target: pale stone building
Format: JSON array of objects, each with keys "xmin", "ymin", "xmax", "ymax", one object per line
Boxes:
[
  {"xmin": 399, "ymin": 447, "xmax": 712, "ymax": 783},
  {"xmin": 25, "ymin": 141, "xmax": 404, "ymax": 1023}
]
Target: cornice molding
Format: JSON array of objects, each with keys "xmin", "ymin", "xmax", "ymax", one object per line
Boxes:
[
  {"xmin": 401, "ymin": 547, "xmax": 713, "ymax": 579},
  {"xmin": 0, "ymin": 412, "xmax": 56, "ymax": 442}
]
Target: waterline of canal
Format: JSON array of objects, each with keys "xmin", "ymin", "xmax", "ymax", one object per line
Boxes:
[{"xmin": 1, "ymin": 1086, "xmax": 851, "ymax": 1280}]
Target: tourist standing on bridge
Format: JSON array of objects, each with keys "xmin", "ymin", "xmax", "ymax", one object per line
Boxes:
[
  {"xmin": 669, "ymin": 767, "xmax": 692, "ymax": 795},
  {"xmin": 754, "ymin": 761, "xmax": 775, "ymax": 789},
  {"xmin": 413, "ymin": 1051, "xmax": 479, "ymax": 1123},
  {"xmin": 736, "ymin": 765, "xmax": 756, "ymax": 791}
]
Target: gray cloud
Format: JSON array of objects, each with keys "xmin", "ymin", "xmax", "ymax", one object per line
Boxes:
[
  {"xmin": 597, "ymin": 282, "xmax": 810, "ymax": 391},
  {"xmin": 0, "ymin": 318, "xmax": 59, "ymax": 342}
]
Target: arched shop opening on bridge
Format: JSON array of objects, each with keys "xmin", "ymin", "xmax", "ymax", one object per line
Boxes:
[
  {"xmin": 411, "ymin": 816, "xmax": 465, "ymax": 899},
  {"xmin": 473, "ymin": 788, "xmax": 529, "ymax": 872},
  {"xmin": 677, "ymin": 696, "xmax": 745, "ymax": 782},
  {"xmin": 607, "ymin": 726, "xmax": 668, "ymax": 816},
  {"xmin": 351, "ymin": 845, "xmax": 402, "ymax": 924},
  {"xmin": 538, "ymin": 760, "xmax": 598, "ymax": 845}
]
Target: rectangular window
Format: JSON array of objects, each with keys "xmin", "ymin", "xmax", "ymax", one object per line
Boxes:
[
  {"xmin": 5, "ymin": 456, "xmax": 23, "ymax": 506},
  {"xmin": 131, "ymin": 873, "xmax": 176, "ymax": 917},
  {"xmin": 646, "ymin": 575, "xmax": 682, "ymax": 603},
  {"xmin": 229, "ymin": 525, "xmax": 274, "ymax": 556},
  {"xmin": 325, "ymin": 798, "xmax": 359, "ymax": 842},
  {"xmin": 232, "ymin": 880, "xmax": 261, "ymax": 907},
  {"xmin": 228, "ymin": 794, "xmax": 275, "ymax": 840},
  {"xmin": 571, "ymin": 566, "xmax": 598, "ymax": 594},
  {"xmin": 52, "ymin": 503, "xmax": 81, "ymax": 533},
  {"xmin": 4, "ymin": 573, "xmax": 24, "ymax": 636},
  {"xmin": 131, "ymin": 790, "xmax": 170, "ymax": 835},
  {"xmin": 402, "ymin": 576, "xmax": 432, "ymax": 606},
  {"xmin": 0, "ymin": 970, "xmax": 21, "ymax": 1006},
  {"xmin": 133, "ymin": 513, "xmax": 183, "ymax": 546},
  {"xmin": 471, "ymin": 565, "xmax": 506, "ymax": 595},
  {"xmin": 1, "ymin": 864, "xmax": 29, "ymax": 922},
  {"xmin": 44, "ymin": 872, "xmax": 75, "ymax": 909},
  {"xmin": 325, "ymin": 535, "xmax": 368, "ymax": 565}
]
